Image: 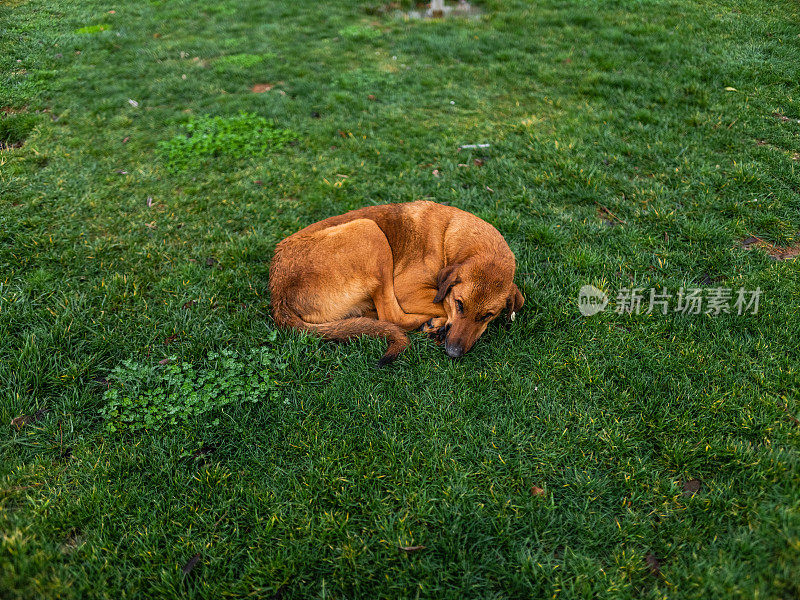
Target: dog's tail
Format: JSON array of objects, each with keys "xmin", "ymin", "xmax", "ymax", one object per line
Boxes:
[{"xmin": 273, "ymin": 303, "xmax": 409, "ymax": 366}]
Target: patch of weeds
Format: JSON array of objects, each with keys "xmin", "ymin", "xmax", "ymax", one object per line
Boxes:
[
  {"xmin": 338, "ymin": 24, "xmax": 382, "ymax": 40},
  {"xmin": 74, "ymin": 24, "xmax": 109, "ymax": 34},
  {"xmin": 212, "ymin": 53, "xmax": 265, "ymax": 71},
  {"xmin": 0, "ymin": 113, "xmax": 37, "ymax": 150},
  {"xmin": 100, "ymin": 341, "xmax": 289, "ymax": 433},
  {"xmin": 156, "ymin": 112, "xmax": 296, "ymax": 171}
]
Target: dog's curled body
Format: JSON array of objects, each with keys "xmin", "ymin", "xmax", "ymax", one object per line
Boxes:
[{"xmin": 269, "ymin": 201, "xmax": 523, "ymax": 365}]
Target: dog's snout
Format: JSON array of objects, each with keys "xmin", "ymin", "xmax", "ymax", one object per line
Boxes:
[
  {"xmin": 445, "ymin": 343, "xmax": 464, "ymax": 359},
  {"xmin": 443, "ymin": 324, "xmax": 466, "ymax": 358}
]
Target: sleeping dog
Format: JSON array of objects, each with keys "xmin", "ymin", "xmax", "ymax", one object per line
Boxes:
[{"xmin": 269, "ymin": 201, "xmax": 523, "ymax": 365}]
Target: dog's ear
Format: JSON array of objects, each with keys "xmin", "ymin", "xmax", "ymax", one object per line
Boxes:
[
  {"xmin": 433, "ymin": 264, "xmax": 461, "ymax": 303},
  {"xmin": 505, "ymin": 283, "xmax": 524, "ymax": 322}
]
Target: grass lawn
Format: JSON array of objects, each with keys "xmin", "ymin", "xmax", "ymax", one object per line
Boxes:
[{"xmin": 2, "ymin": 0, "xmax": 799, "ymax": 597}]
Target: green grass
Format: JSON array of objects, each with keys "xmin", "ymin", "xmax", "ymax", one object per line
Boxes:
[
  {"xmin": 0, "ymin": 113, "xmax": 38, "ymax": 149},
  {"xmin": 156, "ymin": 112, "xmax": 296, "ymax": 171},
  {"xmin": 1, "ymin": 0, "xmax": 799, "ymax": 598}
]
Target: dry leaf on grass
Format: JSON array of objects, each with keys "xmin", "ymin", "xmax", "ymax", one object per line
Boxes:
[
  {"xmin": 10, "ymin": 408, "xmax": 47, "ymax": 430},
  {"xmin": 681, "ymin": 478, "xmax": 702, "ymax": 496},
  {"xmin": 645, "ymin": 553, "xmax": 662, "ymax": 577},
  {"xmin": 182, "ymin": 553, "xmax": 201, "ymax": 575},
  {"xmin": 251, "ymin": 83, "xmax": 274, "ymax": 93}
]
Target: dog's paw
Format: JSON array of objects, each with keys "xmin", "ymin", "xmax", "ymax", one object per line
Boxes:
[{"xmin": 420, "ymin": 318, "xmax": 449, "ymax": 343}]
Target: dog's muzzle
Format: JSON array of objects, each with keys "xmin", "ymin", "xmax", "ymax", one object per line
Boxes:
[
  {"xmin": 440, "ymin": 324, "xmax": 463, "ymax": 358},
  {"xmin": 445, "ymin": 344, "xmax": 464, "ymax": 358},
  {"xmin": 444, "ymin": 337, "xmax": 464, "ymax": 359}
]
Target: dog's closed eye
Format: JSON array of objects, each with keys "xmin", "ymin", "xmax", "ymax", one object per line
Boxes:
[{"xmin": 455, "ymin": 299, "xmax": 464, "ymax": 313}]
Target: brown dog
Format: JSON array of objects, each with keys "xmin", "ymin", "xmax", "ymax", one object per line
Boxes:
[{"xmin": 269, "ymin": 201, "xmax": 524, "ymax": 365}]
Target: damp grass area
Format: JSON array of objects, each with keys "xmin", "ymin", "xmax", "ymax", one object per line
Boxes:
[{"xmin": 1, "ymin": 0, "xmax": 800, "ymax": 598}]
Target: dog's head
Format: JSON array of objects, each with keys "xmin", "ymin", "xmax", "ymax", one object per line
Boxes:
[{"xmin": 433, "ymin": 259, "xmax": 524, "ymax": 358}]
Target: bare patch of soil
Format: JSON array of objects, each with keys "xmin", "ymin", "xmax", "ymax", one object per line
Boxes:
[{"xmin": 741, "ymin": 235, "xmax": 800, "ymax": 261}]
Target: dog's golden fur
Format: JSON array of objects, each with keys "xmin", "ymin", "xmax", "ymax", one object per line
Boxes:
[{"xmin": 269, "ymin": 201, "xmax": 523, "ymax": 365}]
